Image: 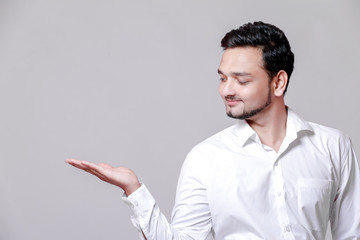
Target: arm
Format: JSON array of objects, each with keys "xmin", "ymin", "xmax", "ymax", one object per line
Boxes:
[
  {"xmin": 330, "ymin": 143, "xmax": 360, "ymax": 239},
  {"xmin": 65, "ymin": 158, "xmax": 213, "ymax": 240},
  {"xmin": 65, "ymin": 159, "xmax": 148, "ymax": 239}
]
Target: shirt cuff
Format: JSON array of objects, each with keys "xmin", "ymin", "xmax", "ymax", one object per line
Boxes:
[{"xmin": 121, "ymin": 184, "xmax": 156, "ymax": 233}]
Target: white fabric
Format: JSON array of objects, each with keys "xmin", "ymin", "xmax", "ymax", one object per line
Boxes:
[{"xmin": 122, "ymin": 108, "xmax": 360, "ymax": 240}]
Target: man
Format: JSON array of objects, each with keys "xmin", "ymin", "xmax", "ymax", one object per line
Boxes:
[{"xmin": 66, "ymin": 22, "xmax": 360, "ymax": 239}]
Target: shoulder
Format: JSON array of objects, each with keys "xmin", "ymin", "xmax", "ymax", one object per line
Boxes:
[
  {"xmin": 182, "ymin": 124, "xmax": 238, "ymax": 165},
  {"xmin": 179, "ymin": 124, "xmax": 239, "ymax": 181},
  {"xmin": 288, "ymin": 108, "xmax": 353, "ymax": 158},
  {"xmin": 304, "ymin": 121, "xmax": 354, "ymax": 160},
  {"xmin": 307, "ymin": 121, "xmax": 351, "ymax": 145},
  {"xmin": 288, "ymin": 108, "xmax": 351, "ymax": 146},
  {"xmin": 191, "ymin": 124, "xmax": 238, "ymax": 154}
]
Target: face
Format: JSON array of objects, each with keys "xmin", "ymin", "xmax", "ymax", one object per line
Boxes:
[{"xmin": 218, "ymin": 47, "xmax": 272, "ymax": 120}]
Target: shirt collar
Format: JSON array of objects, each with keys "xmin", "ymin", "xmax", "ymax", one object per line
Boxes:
[
  {"xmin": 233, "ymin": 107, "xmax": 313, "ymax": 147},
  {"xmin": 285, "ymin": 107, "xmax": 313, "ymax": 140},
  {"xmin": 234, "ymin": 120, "xmax": 257, "ymax": 147}
]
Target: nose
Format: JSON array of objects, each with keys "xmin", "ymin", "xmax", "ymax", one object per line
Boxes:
[{"xmin": 220, "ymin": 78, "xmax": 236, "ymax": 97}]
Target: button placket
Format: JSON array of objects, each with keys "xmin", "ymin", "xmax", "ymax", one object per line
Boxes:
[
  {"xmin": 273, "ymin": 158, "xmax": 295, "ymax": 240},
  {"xmin": 283, "ymin": 225, "xmax": 291, "ymax": 233}
]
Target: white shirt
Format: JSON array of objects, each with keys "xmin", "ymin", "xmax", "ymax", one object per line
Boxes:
[{"xmin": 122, "ymin": 108, "xmax": 360, "ymax": 240}]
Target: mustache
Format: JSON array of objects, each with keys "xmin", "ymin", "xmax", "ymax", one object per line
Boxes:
[{"xmin": 225, "ymin": 96, "xmax": 242, "ymax": 101}]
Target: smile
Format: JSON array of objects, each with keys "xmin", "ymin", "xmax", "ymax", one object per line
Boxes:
[{"xmin": 225, "ymin": 98, "xmax": 242, "ymax": 107}]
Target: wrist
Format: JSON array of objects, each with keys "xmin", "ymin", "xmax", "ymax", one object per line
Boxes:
[{"xmin": 124, "ymin": 181, "xmax": 141, "ymax": 196}]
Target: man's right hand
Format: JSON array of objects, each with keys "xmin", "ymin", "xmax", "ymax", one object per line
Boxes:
[{"xmin": 65, "ymin": 158, "xmax": 141, "ymax": 196}]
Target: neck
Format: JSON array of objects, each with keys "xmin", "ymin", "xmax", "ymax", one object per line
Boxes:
[{"xmin": 246, "ymin": 101, "xmax": 287, "ymax": 152}]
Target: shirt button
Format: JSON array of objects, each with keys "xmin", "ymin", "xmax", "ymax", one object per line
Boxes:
[
  {"xmin": 277, "ymin": 192, "xmax": 282, "ymax": 197},
  {"xmin": 284, "ymin": 225, "xmax": 291, "ymax": 232}
]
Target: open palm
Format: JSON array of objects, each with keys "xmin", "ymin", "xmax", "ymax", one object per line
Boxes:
[{"xmin": 65, "ymin": 158, "xmax": 141, "ymax": 196}]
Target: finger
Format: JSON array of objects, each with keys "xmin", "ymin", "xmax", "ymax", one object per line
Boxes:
[
  {"xmin": 66, "ymin": 161, "xmax": 87, "ymax": 170},
  {"xmin": 81, "ymin": 161, "xmax": 110, "ymax": 177},
  {"xmin": 66, "ymin": 159, "xmax": 96, "ymax": 173},
  {"xmin": 86, "ymin": 168, "xmax": 110, "ymax": 183},
  {"xmin": 98, "ymin": 163, "xmax": 113, "ymax": 169},
  {"xmin": 65, "ymin": 158, "xmax": 81, "ymax": 165},
  {"xmin": 81, "ymin": 161, "xmax": 104, "ymax": 171},
  {"xmin": 66, "ymin": 159, "xmax": 111, "ymax": 182},
  {"xmin": 66, "ymin": 159, "xmax": 87, "ymax": 168}
]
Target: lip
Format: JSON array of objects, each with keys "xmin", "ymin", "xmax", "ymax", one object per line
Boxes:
[{"xmin": 226, "ymin": 99, "xmax": 241, "ymax": 107}]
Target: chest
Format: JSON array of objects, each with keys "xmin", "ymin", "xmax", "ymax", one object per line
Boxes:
[{"xmin": 205, "ymin": 143, "xmax": 338, "ymax": 230}]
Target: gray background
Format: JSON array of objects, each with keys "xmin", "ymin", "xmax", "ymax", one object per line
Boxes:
[{"xmin": 0, "ymin": 0, "xmax": 359, "ymax": 239}]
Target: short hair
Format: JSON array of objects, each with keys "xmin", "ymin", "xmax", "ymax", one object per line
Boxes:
[{"xmin": 221, "ymin": 21, "xmax": 294, "ymax": 93}]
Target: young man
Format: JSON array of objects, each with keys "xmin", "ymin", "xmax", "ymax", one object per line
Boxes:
[{"xmin": 66, "ymin": 22, "xmax": 360, "ymax": 239}]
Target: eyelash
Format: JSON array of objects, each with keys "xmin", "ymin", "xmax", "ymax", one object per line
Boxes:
[
  {"xmin": 238, "ymin": 81, "xmax": 248, "ymax": 85},
  {"xmin": 218, "ymin": 77, "xmax": 249, "ymax": 85}
]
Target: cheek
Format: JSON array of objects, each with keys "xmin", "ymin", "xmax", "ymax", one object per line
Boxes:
[
  {"xmin": 238, "ymin": 87, "xmax": 255, "ymax": 100},
  {"xmin": 243, "ymin": 84, "xmax": 269, "ymax": 102}
]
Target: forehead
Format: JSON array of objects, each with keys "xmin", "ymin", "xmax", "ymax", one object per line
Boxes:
[{"xmin": 218, "ymin": 47, "xmax": 264, "ymax": 74}]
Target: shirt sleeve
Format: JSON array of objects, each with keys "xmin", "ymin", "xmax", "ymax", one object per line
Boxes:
[
  {"xmin": 122, "ymin": 184, "xmax": 178, "ymax": 240},
  {"xmin": 330, "ymin": 140, "xmax": 360, "ymax": 239},
  {"xmin": 121, "ymin": 151, "xmax": 213, "ymax": 240},
  {"xmin": 170, "ymin": 153, "xmax": 213, "ymax": 239}
]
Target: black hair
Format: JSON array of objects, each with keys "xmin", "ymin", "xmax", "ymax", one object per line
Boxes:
[{"xmin": 221, "ymin": 21, "xmax": 294, "ymax": 93}]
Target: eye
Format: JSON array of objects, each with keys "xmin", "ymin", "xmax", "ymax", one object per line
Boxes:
[
  {"xmin": 219, "ymin": 76, "xmax": 226, "ymax": 82},
  {"xmin": 238, "ymin": 80, "xmax": 248, "ymax": 85}
]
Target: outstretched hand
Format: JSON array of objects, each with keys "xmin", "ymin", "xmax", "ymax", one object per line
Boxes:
[{"xmin": 65, "ymin": 158, "xmax": 141, "ymax": 196}]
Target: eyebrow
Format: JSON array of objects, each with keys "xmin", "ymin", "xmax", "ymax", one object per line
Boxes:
[{"xmin": 217, "ymin": 69, "xmax": 251, "ymax": 77}]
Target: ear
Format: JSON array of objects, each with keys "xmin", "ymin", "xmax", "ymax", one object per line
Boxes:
[{"xmin": 272, "ymin": 70, "xmax": 288, "ymax": 97}]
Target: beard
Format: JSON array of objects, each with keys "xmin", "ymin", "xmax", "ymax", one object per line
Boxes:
[{"xmin": 226, "ymin": 85, "xmax": 272, "ymax": 120}]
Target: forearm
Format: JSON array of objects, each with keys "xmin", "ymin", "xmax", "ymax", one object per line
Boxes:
[
  {"xmin": 123, "ymin": 184, "xmax": 181, "ymax": 240},
  {"xmin": 122, "ymin": 152, "xmax": 213, "ymax": 240},
  {"xmin": 123, "ymin": 184, "xmax": 213, "ymax": 240}
]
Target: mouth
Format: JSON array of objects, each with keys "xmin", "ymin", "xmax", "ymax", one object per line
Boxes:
[{"xmin": 225, "ymin": 97, "xmax": 242, "ymax": 106}]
